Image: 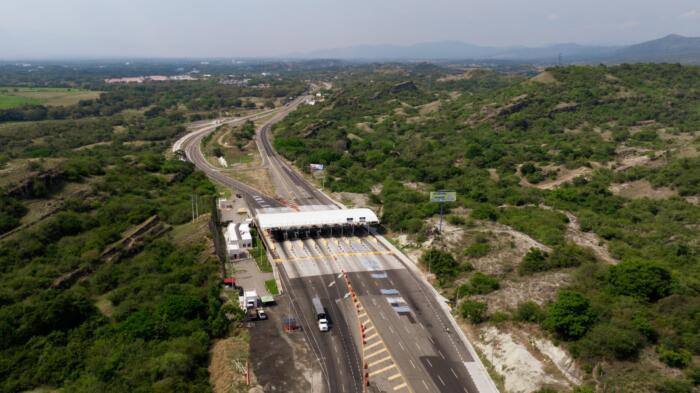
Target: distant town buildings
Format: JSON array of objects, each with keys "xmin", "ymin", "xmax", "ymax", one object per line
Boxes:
[{"xmin": 104, "ymin": 74, "xmax": 198, "ymax": 84}]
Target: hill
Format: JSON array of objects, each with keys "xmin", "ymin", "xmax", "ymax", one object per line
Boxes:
[
  {"xmin": 272, "ymin": 63, "xmax": 700, "ymax": 391},
  {"xmin": 292, "ymin": 34, "xmax": 700, "ymax": 64},
  {"xmin": 607, "ymin": 34, "xmax": 700, "ymax": 64}
]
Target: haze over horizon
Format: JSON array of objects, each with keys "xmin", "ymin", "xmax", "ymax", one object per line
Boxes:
[{"xmin": 2, "ymin": 0, "xmax": 700, "ymax": 59}]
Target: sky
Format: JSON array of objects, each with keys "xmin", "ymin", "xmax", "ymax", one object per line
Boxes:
[{"xmin": 1, "ymin": 0, "xmax": 700, "ymax": 59}]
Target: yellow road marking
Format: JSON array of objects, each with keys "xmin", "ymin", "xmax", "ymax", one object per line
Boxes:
[
  {"xmin": 273, "ymin": 250, "xmax": 393, "ymax": 263},
  {"xmin": 369, "ymin": 364, "xmax": 396, "ymax": 377},
  {"xmin": 388, "ymin": 373, "xmax": 402, "ymax": 381},
  {"xmin": 364, "ymin": 340, "xmax": 383, "ymax": 351},
  {"xmin": 364, "ymin": 347, "xmax": 388, "ymax": 359},
  {"xmin": 365, "ymin": 332, "xmax": 379, "ymax": 341},
  {"xmin": 394, "ymin": 382, "xmax": 408, "ymax": 391},
  {"xmin": 369, "ymin": 355, "xmax": 392, "ymax": 367}
]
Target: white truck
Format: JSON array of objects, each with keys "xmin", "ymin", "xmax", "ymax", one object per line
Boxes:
[
  {"xmin": 312, "ymin": 296, "xmax": 329, "ymax": 332},
  {"xmin": 239, "ymin": 290, "xmax": 260, "ymax": 320}
]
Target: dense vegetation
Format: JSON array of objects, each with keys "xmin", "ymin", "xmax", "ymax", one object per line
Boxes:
[
  {"xmin": 0, "ymin": 74, "xmax": 294, "ymax": 392},
  {"xmin": 273, "ymin": 63, "xmax": 700, "ymax": 391}
]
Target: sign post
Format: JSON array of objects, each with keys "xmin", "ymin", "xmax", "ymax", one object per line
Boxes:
[
  {"xmin": 309, "ymin": 163, "xmax": 325, "ymax": 190},
  {"xmin": 430, "ymin": 191, "xmax": 456, "ymax": 234}
]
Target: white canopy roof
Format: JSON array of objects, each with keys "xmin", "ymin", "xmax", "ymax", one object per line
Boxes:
[{"xmin": 257, "ymin": 208, "xmax": 379, "ymax": 230}]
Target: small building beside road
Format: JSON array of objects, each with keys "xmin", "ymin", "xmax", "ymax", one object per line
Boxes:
[{"xmin": 224, "ymin": 221, "xmax": 254, "ymax": 259}]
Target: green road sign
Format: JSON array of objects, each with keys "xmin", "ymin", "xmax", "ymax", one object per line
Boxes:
[{"xmin": 430, "ymin": 191, "xmax": 456, "ymax": 203}]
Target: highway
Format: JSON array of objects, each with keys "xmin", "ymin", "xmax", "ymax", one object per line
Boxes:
[
  {"xmin": 176, "ymin": 95, "xmax": 498, "ymax": 393},
  {"xmin": 174, "ymin": 106, "xmax": 288, "ymax": 210}
]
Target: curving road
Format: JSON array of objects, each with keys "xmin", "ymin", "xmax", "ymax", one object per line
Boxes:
[{"xmin": 175, "ymin": 96, "xmax": 499, "ymax": 393}]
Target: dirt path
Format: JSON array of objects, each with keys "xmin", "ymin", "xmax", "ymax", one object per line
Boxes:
[{"xmin": 561, "ymin": 211, "xmax": 617, "ymax": 264}]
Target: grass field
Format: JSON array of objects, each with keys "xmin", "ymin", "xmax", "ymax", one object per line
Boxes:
[{"xmin": 0, "ymin": 87, "xmax": 101, "ymax": 109}]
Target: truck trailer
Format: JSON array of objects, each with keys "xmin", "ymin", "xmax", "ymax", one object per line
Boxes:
[{"xmin": 312, "ymin": 296, "xmax": 329, "ymax": 332}]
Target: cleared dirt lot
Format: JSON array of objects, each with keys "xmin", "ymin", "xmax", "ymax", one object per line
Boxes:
[{"xmin": 249, "ymin": 295, "xmax": 322, "ymax": 392}]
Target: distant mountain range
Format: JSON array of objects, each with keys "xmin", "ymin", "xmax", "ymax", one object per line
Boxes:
[{"xmin": 290, "ymin": 34, "xmax": 700, "ymax": 64}]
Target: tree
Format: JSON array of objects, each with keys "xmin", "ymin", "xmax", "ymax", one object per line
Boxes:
[
  {"xmin": 544, "ymin": 290, "xmax": 595, "ymax": 340},
  {"xmin": 607, "ymin": 260, "xmax": 672, "ymax": 302}
]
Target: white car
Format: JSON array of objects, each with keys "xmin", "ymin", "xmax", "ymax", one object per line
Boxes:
[{"xmin": 318, "ymin": 318, "xmax": 329, "ymax": 332}]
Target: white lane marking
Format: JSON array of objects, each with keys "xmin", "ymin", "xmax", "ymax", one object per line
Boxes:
[
  {"xmin": 409, "ymin": 359, "xmax": 416, "ymax": 369},
  {"xmin": 426, "ymin": 358, "xmax": 433, "ymax": 368},
  {"xmin": 438, "ymin": 349, "xmax": 445, "ymax": 359},
  {"xmin": 328, "ymin": 281, "xmax": 335, "ymax": 287},
  {"xmin": 437, "ymin": 375, "xmax": 445, "ymax": 386},
  {"xmin": 427, "ymin": 336, "xmax": 435, "ymax": 345},
  {"xmin": 404, "ymin": 324, "xmax": 411, "ymax": 334},
  {"xmin": 380, "ymin": 311, "xmax": 387, "ymax": 320},
  {"xmin": 388, "ymin": 325, "xmax": 395, "ymax": 334},
  {"xmin": 422, "ymin": 380, "xmax": 429, "ymax": 390},
  {"xmin": 450, "ymin": 367, "xmax": 458, "ymax": 378},
  {"xmin": 414, "ymin": 342, "xmax": 421, "ymax": 351},
  {"xmin": 399, "ymin": 342, "xmax": 406, "ymax": 351}
]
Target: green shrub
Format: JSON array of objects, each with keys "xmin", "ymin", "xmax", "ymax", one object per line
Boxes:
[
  {"xmin": 461, "ymin": 272, "xmax": 500, "ymax": 295},
  {"xmin": 607, "ymin": 260, "xmax": 672, "ymax": 302},
  {"xmin": 464, "ymin": 242, "xmax": 491, "ymax": 258},
  {"xmin": 579, "ymin": 323, "xmax": 646, "ymax": 360},
  {"xmin": 447, "ymin": 215, "xmax": 466, "ymax": 226},
  {"xmin": 515, "ymin": 301, "xmax": 545, "ymax": 323},
  {"xmin": 520, "ymin": 244, "xmax": 597, "ymax": 275},
  {"xmin": 544, "ymin": 290, "xmax": 595, "ymax": 340},
  {"xmin": 420, "ymin": 249, "xmax": 460, "ymax": 285},
  {"xmin": 659, "ymin": 346, "xmax": 692, "ymax": 369},
  {"xmin": 459, "ymin": 300, "xmax": 488, "ymax": 324},
  {"xmin": 519, "ymin": 248, "xmax": 550, "ymax": 275},
  {"xmin": 490, "ymin": 311, "xmax": 511, "ymax": 323},
  {"xmin": 655, "ymin": 378, "xmax": 693, "ymax": 393}
]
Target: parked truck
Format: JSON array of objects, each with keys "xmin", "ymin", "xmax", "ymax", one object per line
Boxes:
[
  {"xmin": 239, "ymin": 290, "xmax": 260, "ymax": 320},
  {"xmin": 312, "ymin": 296, "xmax": 329, "ymax": 332}
]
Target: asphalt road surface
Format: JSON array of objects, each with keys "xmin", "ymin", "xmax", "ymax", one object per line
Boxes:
[{"xmin": 175, "ymin": 95, "xmax": 497, "ymax": 393}]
